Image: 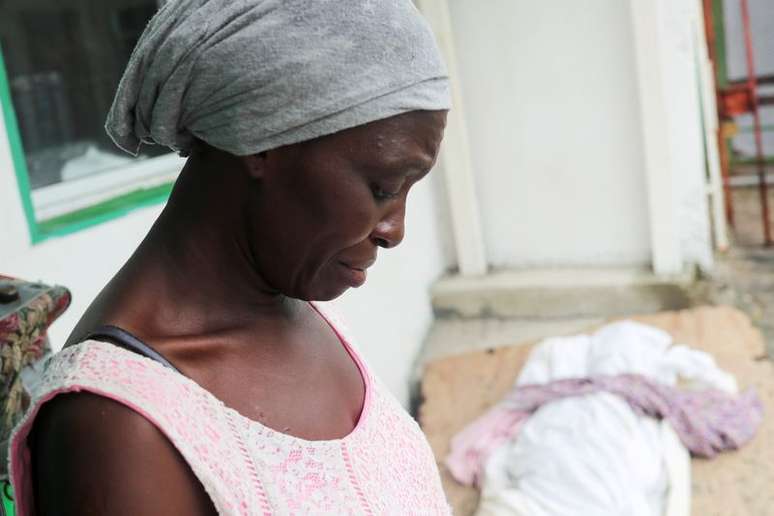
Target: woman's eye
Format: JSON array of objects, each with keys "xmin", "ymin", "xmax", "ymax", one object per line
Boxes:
[{"xmin": 371, "ymin": 184, "xmax": 402, "ymax": 201}]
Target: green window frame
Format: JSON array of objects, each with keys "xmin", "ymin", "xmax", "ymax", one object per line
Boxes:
[{"xmin": 0, "ymin": 44, "xmax": 174, "ymax": 245}]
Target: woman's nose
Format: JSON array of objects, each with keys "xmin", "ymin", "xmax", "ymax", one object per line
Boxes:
[{"xmin": 370, "ymin": 204, "xmax": 406, "ymax": 249}]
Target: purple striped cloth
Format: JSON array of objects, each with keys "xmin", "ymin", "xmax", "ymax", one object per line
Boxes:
[{"xmin": 447, "ymin": 374, "xmax": 763, "ymax": 486}]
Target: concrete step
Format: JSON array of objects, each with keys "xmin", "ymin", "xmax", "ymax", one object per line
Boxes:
[
  {"xmin": 431, "ymin": 267, "xmax": 696, "ymax": 320},
  {"xmin": 409, "ymin": 315, "xmax": 604, "ymax": 415},
  {"xmin": 418, "ymin": 315, "xmax": 602, "ymax": 365}
]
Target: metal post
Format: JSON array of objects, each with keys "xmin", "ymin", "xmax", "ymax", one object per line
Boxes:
[{"xmin": 739, "ymin": 0, "xmax": 772, "ymax": 245}]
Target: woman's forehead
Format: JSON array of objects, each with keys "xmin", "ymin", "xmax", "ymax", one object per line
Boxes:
[
  {"xmin": 307, "ymin": 111, "xmax": 446, "ymax": 170},
  {"xmin": 333, "ymin": 111, "xmax": 446, "ymax": 151}
]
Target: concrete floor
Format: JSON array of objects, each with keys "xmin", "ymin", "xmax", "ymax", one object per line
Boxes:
[
  {"xmin": 726, "ymin": 185, "xmax": 774, "ymax": 248},
  {"xmin": 694, "ymin": 246, "xmax": 774, "ymax": 357},
  {"xmin": 692, "ymin": 186, "xmax": 774, "ymax": 357}
]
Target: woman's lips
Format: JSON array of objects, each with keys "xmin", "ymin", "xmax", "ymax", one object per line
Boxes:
[{"xmin": 338, "ymin": 262, "xmax": 369, "ymax": 287}]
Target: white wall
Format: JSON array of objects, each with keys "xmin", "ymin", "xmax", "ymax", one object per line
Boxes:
[
  {"xmin": 0, "ymin": 107, "xmax": 447, "ymax": 407},
  {"xmin": 448, "ymin": 0, "xmax": 652, "ymax": 268},
  {"xmin": 444, "ymin": 0, "xmax": 713, "ymax": 271},
  {"xmin": 0, "ymin": 103, "xmax": 168, "ymax": 348}
]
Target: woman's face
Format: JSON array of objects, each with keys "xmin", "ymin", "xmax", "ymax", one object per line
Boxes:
[{"xmin": 244, "ymin": 110, "xmax": 447, "ymax": 301}]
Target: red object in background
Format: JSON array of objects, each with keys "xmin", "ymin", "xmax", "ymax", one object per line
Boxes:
[
  {"xmin": 719, "ymin": 83, "xmax": 755, "ymax": 117},
  {"xmin": 702, "ymin": 0, "xmax": 773, "ymax": 245},
  {"xmin": 739, "ymin": 0, "xmax": 772, "ymax": 246}
]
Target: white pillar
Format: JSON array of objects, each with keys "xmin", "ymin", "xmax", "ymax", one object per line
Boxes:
[
  {"xmin": 629, "ymin": 0, "xmax": 684, "ymax": 274},
  {"xmin": 693, "ymin": 0, "xmax": 729, "ymax": 251},
  {"xmin": 417, "ymin": 0, "xmax": 487, "ymax": 276}
]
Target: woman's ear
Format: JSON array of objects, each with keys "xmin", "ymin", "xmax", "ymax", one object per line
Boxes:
[{"xmin": 241, "ymin": 151, "xmax": 269, "ymax": 180}]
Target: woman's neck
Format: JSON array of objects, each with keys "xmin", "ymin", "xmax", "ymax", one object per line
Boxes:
[{"xmin": 70, "ymin": 150, "xmax": 300, "ymax": 344}]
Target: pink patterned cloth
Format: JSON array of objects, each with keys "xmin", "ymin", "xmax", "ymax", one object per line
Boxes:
[
  {"xmin": 9, "ymin": 304, "xmax": 450, "ymax": 515},
  {"xmin": 447, "ymin": 374, "xmax": 763, "ymax": 487}
]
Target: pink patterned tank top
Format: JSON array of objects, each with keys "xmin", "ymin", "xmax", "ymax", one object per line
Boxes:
[{"xmin": 9, "ymin": 304, "xmax": 450, "ymax": 515}]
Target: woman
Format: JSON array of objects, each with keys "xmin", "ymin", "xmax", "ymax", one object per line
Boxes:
[{"xmin": 9, "ymin": 0, "xmax": 451, "ymax": 514}]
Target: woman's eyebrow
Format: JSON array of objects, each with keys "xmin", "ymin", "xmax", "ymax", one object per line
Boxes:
[{"xmin": 377, "ymin": 153, "xmax": 434, "ymax": 174}]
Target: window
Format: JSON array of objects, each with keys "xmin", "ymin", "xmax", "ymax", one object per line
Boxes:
[{"xmin": 0, "ymin": 0, "xmax": 183, "ymax": 243}]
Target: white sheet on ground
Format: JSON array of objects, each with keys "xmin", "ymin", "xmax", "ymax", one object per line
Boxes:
[{"xmin": 475, "ymin": 321, "xmax": 735, "ymax": 516}]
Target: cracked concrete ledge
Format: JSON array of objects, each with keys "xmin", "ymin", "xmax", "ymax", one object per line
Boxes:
[{"xmin": 431, "ymin": 267, "xmax": 696, "ymax": 319}]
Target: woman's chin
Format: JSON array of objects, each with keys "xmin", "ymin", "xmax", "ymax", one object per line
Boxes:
[
  {"xmin": 289, "ymin": 266, "xmax": 367, "ymax": 301},
  {"xmin": 314, "ymin": 285, "xmax": 352, "ymax": 302},
  {"xmin": 297, "ymin": 280, "xmax": 356, "ymax": 302}
]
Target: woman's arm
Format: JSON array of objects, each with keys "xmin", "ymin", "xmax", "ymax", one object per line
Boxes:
[{"xmin": 31, "ymin": 392, "xmax": 216, "ymax": 516}]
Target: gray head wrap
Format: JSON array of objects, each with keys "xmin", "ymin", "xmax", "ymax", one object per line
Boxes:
[{"xmin": 106, "ymin": 0, "xmax": 450, "ymax": 157}]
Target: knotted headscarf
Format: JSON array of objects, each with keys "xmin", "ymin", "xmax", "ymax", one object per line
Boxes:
[{"xmin": 106, "ymin": 0, "xmax": 450, "ymax": 157}]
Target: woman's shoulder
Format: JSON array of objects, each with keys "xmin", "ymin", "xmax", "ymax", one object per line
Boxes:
[
  {"xmin": 31, "ymin": 390, "xmax": 216, "ymax": 515},
  {"xmin": 23, "ymin": 340, "xmax": 186, "ymax": 409},
  {"xmin": 23, "ymin": 340, "xmax": 232, "ymax": 446},
  {"xmin": 9, "ymin": 341, "xmax": 235, "ymax": 514}
]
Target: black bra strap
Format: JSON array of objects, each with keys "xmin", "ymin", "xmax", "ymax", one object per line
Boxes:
[{"xmin": 82, "ymin": 325, "xmax": 181, "ymax": 374}]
